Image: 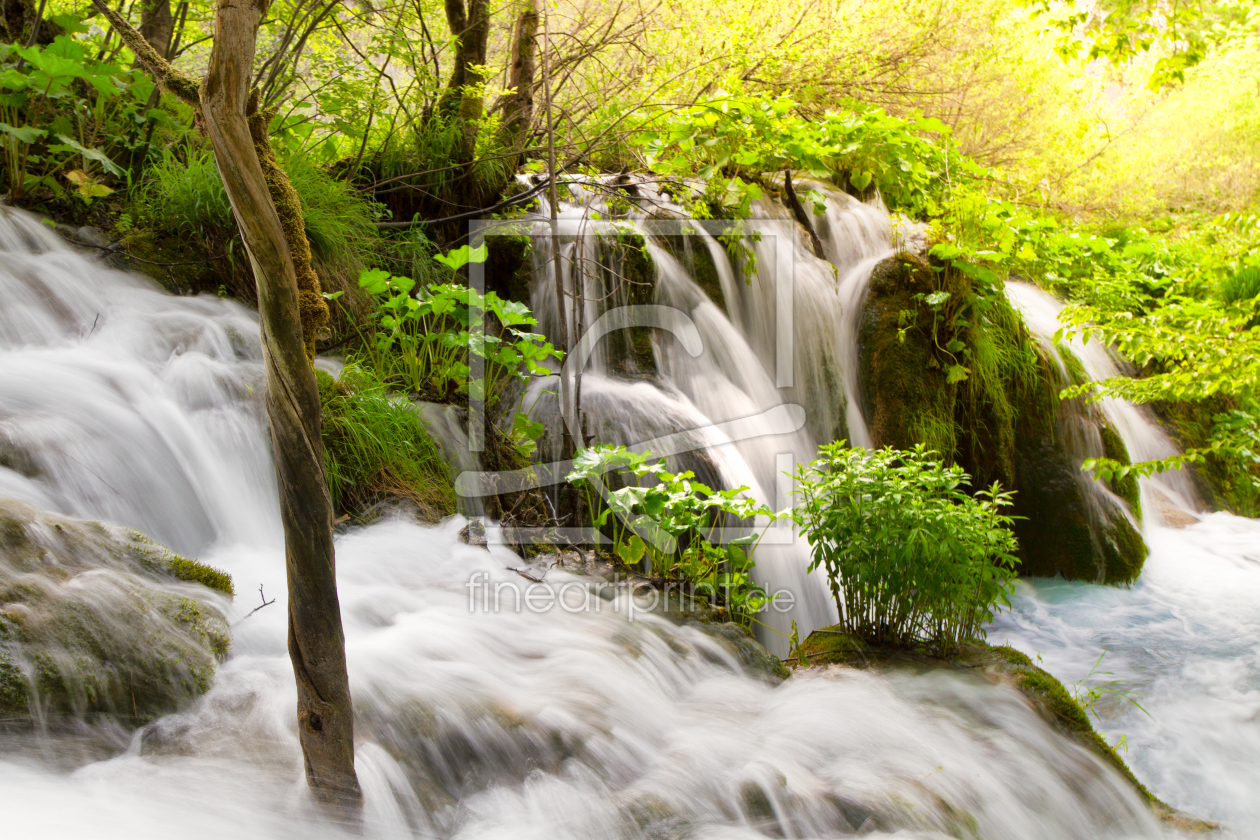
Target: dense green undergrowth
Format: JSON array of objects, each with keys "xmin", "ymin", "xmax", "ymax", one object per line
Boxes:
[{"xmin": 315, "ymin": 364, "xmax": 455, "ymax": 522}]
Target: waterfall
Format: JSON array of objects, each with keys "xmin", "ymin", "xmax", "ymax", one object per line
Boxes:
[
  {"xmin": 0, "ymin": 203, "xmax": 1247, "ymax": 836},
  {"xmin": 1005, "ymin": 281, "xmax": 1201, "ymax": 523},
  {"xmin": 515, "ymin": 179, "xmax": 895, "ymax": 649},
  {"xmin": 0, "ymin": 207, "xmax": 279, "ymax": 555}
]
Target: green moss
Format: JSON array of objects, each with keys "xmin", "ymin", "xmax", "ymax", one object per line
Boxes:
[
  {"xmin": 0, "ymin": 647, "xmax": 25, "ymax": 715},
  {"xmin": 127, "ymin": 530, "xmax": 234, "ymax": 596},
  {"xmin": 592, "ymin": 230, "xmax": 660, "ymax": 379},
  {"xmin": 1099, "ymin": 422, "xmax": 1142, "ymax": 520},
  {"xmin": 859, "ymin": 257, "xmax": 959, "ymax": 455}
]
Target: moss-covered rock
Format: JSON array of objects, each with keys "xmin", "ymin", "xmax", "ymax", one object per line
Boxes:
[
  {"xmin": 0, "ymin": 499, "xmax": 232, "ymax": 723},
  {"xmin": 1100, "ymin": 422, "xmax": 1142, "ymax": 519},
  {"xmin": 794, "ymin": 627, "xmax": 1216, "ymax": 832},
  {"xmin": 591, "ymin": 229, "xmax": 660, "ymax": 380},
  {"xmin": 858, "ymin": 257, "xmax": 1148, "ymax": 584}
]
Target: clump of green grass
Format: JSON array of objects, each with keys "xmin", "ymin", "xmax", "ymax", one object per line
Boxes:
[
  {"xmin": 131, "ymin": 147, "xmax": 382, "ymax": 297},
  {"xmin": 317, "ymin": 364, "xmax": 456, "ymax": 520},
  {"xmin": 1218, "ymin": 266, "xmax": 1260, "ymax": 305}
]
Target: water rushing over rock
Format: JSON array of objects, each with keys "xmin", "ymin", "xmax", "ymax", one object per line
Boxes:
[
  {"xmin": 0, "ymin": 206, "xmax": 279, "ymax": 555},
  {"xmin": 0, "ymin": 204, "xmax": 1248, "ymax": 837},
  {"xmin": 1005, "ymin": 281, "xmax": 1201, "ymax": 523},
  {"xmin": 517, "ymin": 180, "xmax": 897, "ymax": 645}
]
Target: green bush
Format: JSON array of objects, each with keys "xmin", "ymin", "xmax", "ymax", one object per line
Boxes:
[
  {"xmin": 566, "ymin": 444, "xmax": 778, "ymax": 626},
  {"xmin": 317, "ymin": 364, "xmax": 455, "ymax": 520},
  {"xmin": 790, "ymin": 442, "xmax": 1018, "ymax": 650}
]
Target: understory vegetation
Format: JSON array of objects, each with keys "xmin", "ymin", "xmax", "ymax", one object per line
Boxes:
[
  {"xmin": 3, "ymin": 0, "xmax": 1258, "ymax": 636},
  {"xmin": 791, "ymin": 443, "xmax": 1019, "ymax": 650},
  {"xmin": 566, "ymin": 444, "xmax": 778, "ymax": 627}
]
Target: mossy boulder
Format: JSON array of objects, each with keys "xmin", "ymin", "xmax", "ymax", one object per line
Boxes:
[
  {"xmin": 584, "ymin": 229, "xmax": 661, "ymax": 380},
  {"xmin": 0, "ymin": 499, "xmax": 232, "ymax": 723},
  {"xmin": 858, "ymin": 257, "xmax": 1148, "ymax": 584},
  {"xmin": 794, "ymin": 627, "xmax": 1216, "ymax": 832}
]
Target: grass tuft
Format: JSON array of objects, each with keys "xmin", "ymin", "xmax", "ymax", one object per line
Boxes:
[{"xmin": 317, "ymin": 363, "xmax": 456, "ymax": 520}]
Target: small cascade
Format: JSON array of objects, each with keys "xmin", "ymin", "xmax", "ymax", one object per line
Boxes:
[
  {"xmin": 518, "ymin": 179, "xmax": 896, "ymax": 648},
  {"xmin": 1005, "ymin": 281, "xmax": 1201, "ymax": 524},
  {"xmin": 0, "ymin": 207, "xmax": 279, "ymax": 555}
]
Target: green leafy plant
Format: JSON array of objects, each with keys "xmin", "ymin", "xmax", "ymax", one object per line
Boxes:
[
  {"xmin": 0, "ymin": 35, "xmax": 161, "ymax": 201},
  {"xmin": 632, "ymin": 94, "xmax": 972, "ymax": 220},
  {"xmin": 355, "ymin": 258, "xmax": 560, "ymax": 405},
  {"xmin": 790, "ymin": 442, "xmax": 1019, "ymax": 650},
  {"xmin": 565, "ymin": 444, "xmax": 778, "ymax": 626},
  {"xmin": 353, "ymin": 249, "xmax": 558, "ymax": 460}
]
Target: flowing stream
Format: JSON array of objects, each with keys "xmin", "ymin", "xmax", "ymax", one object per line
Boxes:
[{"xmin": 0, "ymin": 203, "xmax": 1254, "ymax": 837}]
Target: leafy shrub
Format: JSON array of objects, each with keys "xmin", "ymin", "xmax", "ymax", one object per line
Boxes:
[
  {"xmin": 354, "ymin": 251, "xmax": 560, "ymax": 409},
  {"xmin": 566, "ymin": 444, "xmax": 777, "ymax": 626},
  {"xmin": 790, "ymin": 442, "xmax": 1018, "ymax": 650},
  {"xmin": 316, "ymin": 363, "xmax": 455, "ymax": 519},
  {"xmin": 0, "ymin": 36, "xmax": 161, "ymax": 202}
]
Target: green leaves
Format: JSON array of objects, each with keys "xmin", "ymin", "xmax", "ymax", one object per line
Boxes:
[
  {"xmin": 790, "ymin": 442, "xmax": 1018, "ymax": 650},
  {"xmin": 354, "ymin": 268, "xmax": 560, "ymax": 410},
  {"xmin": 0, "ymin": 122, "xmax": 45, "ymax": 143},
  {"xmin": 433, "ymin": 244, "xmax": 489, "ymax": 270},
  {"xmin": 629, "ymin": 94, "xmax": 968, "ymax": 220},
  {"xmin": 565, "ymin": 443, "xmax": 779, "ymax": 625}
]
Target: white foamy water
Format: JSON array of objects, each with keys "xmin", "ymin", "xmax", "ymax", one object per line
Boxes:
[
  {"xmin": 990, "ymin": 513, "xmax": 1260, "ymax": 836},
  {"xmin": 0, "ymin": 203, "xmax": 1248, "ymax": 838}
]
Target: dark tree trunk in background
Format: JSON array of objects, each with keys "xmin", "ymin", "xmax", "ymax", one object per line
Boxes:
[
  {"xmin": 89, "ymin": 0, "xmax": 360, "ymax": 811},
  {"xmin": 138, "ymin": 0, "xmax": 174, "ymax": 58},
  {"xmin": 1, "ymin": 0, "xmax": 61, "ymax": 45}
]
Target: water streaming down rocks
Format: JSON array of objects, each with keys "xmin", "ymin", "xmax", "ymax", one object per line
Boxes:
[
  {"xmin": 0, "ymin": 204, "xmax": 1217, "ymax": 837},
  {"xmin": 1005, "ymin": 281, "xmax": 1202, "ymax": 523},
  {"xmin": 512, "ymin": 179, "xmax": 903, "ymax": 646}
]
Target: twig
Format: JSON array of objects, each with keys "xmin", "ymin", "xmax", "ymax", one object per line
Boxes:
[{"xmin": 234, "ymin": 585, "xmax": 277, "ymax": 625}]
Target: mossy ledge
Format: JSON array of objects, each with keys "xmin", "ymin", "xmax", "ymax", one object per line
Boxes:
[
  {"xmin": 794, "ymin": 627, "xmax": 1218, "ymax": 833},
  {"xmin": 126, "ymin": 529, "xmax": 234, "ymax": 595},
  {"xmin": 1, "ymin": 499, "xmax": 232, "ymax": 723}
]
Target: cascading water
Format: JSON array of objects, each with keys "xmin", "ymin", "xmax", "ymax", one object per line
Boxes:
[
  {"xmin": 0, "ymin": 202, "xmax": 1221, "ymax": 837},
  {"xmin": 1005, "ymin": 281, "xmax": 1201, "ymax": 522},
  {"xmin": 517, "ymin": 180, "xmax": 898, "ymax": 646},
  {"xmin": 992, "ymin": 279, "xmax": 1260, "ymax": 834}
]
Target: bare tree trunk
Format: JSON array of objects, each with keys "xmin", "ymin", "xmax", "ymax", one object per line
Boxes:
[
  {"xmin": 499, "ymin": 0, "xmax": 539, "ymax": 154},
  {"xmin": 89, "ymin": 0, "xmax": 359, "ymax": 810},
  {"xmin": 138, "ymin": 0, "xmax": 174, "ymax": 58}
]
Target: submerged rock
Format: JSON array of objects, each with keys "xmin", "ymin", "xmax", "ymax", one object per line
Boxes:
[{"xmin": 0, "ymin": 499, "xmax": 231, "ymax": 724}]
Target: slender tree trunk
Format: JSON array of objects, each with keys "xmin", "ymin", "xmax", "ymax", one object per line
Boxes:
[
  {"xmin": 784, "ymin": 170, "xmax": 825, "ymax": 259},
  {"xmin": 89, "ymin": 0, "xmax": 359, "ymax": 810}
]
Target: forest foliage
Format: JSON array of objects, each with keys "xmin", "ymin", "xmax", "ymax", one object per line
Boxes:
[{"xmin": 2, "ymin": 0, "xmax": 1258, "ymax": 515}]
